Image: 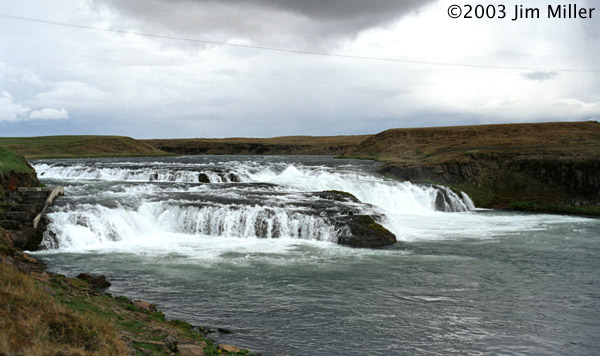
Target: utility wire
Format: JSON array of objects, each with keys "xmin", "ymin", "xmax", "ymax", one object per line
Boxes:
[{"xmin": 1, "ymin": 13, "xmax": 599, "ymax": 73}]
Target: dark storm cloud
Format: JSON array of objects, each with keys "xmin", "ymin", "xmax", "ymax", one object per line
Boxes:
[
  {"xmin": 521, "ymin": 71, "xmax": 558, "ymax": 81},
  {"xmin": 94, "ymin": 0, "xmax": 435, "ymax": 44},
  {"xmin": 213, "ymin": 0, "xmax": 427, "ymax": 20}
]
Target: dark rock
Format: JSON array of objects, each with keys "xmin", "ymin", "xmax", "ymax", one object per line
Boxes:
[
  {"xmin": 217, "ymin": 327, "xmax": 232, "ymax": 334},
  {"xmin": 19, "ymin": 227, "xmax": 45, "ymax": 251},
  {"xmin": 77, "ymin": 273, "xmax": 111, "ymax": 288},
  {"xmin": 198, "ymin": 173, "xmax": 211, "ymax": 183},
  {"xmin": 314, "ymin": 190, "xmax": 361, "ymax": 203},
  {"xmin": 335, "ymin": 215, "xmax": 397, "ymax": 248},
  {"xmin": 194, "ymin": 326, "xmax": 214, "ymax": 335},
  {"xmin": 226, "ymin": 173, "xmax": 241, "ymax": 182},
  {"xmin": 164, "ymin": 335, "xmax": 178, "ymax": 352},
  {"xmin": 0, "ymin": 220, "xmax": 21, "ymax": 230},
  {"xmin": 133, "ymin": 299, "xmax": 158, "ymax": 312}
]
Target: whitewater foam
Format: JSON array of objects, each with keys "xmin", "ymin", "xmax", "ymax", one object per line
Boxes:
[{"xmin": 36, "ymin": 156, "xmax": 589, "ymax": 253}]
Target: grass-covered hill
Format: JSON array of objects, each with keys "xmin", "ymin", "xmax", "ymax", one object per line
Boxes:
[
  {"xmin": 0, "ymin": 146, "xmax": 35, "ymax": 176},
  {"xmin": 143, "ymin": 135, "xmax": 371, "ymax": 156},
  {"xmin": 0, "ymin": 136, "xmax": 169, "ymax": 159},
  {"xmin": 341, "ymin": 121, "xmax": 600, "ymax": 214},
  {"xmin": 0, "ymin": 147, "xmax": 40, "ymax": 198},
  {"xmin": 343, "ymin": 121, "xmax": 599, "ymax": 163}
]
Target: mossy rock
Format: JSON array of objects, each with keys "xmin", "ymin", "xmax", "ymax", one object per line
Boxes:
[{"xmin": 335, "ymin": 215, "xmax": 397, "ymax": 248}]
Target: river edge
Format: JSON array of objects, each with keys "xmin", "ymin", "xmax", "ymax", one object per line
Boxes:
[{"xmin": 0, "ymin": 227, "xmax": 257, "ymax": 356}]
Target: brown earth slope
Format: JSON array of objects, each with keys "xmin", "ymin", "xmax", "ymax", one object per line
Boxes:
[
  {"xmin": 0, "ymin": 136, "xmax": 169, "ymax": 159},
  {"xmin": 342, "ymin": 121, "xmax": 600, "ymax": 214},
  {"xmin": 144, "ymin": 135, "xmax": 371, "ymax": 156}
]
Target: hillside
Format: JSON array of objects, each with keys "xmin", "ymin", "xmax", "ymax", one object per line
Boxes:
[
  {"xmin": 0, "ymin": 147, "xmax": 39, "ymax": 198},
  {"xmin": 0, "ymin": 136, "xmax": 169, "ymax": 159},
  {"xmin": 144, "ymin": 135, "xmax": 371, "ymax": 156},
  {"xmin": 342, "ymin": 121, "xmax": 600, "ymax": 214}
]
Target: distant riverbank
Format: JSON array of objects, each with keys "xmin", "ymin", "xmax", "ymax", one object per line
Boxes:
[{"xmin": 2, "ymin": 121, "xmax": 599, "ymax": 215}]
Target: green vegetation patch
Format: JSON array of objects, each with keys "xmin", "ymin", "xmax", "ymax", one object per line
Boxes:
[
  {"xmin": 0, "ymin": 236, "xmax": 257, "ymax": 355},
  {"xmin": 0, "ymin": 146, "xmax": 33, "ymax": 175},
  {"xmin": 0, "ymin": 135, "xmax": 170, "ymax": 159},
  {"xmin": 508, "ymin": 202, "xmax": 600, "ymax": 217}
]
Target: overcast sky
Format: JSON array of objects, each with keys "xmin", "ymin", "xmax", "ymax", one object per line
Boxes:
[{"xmin": 1, "ymin": 0, "xmax": 599, "ymax": 138}]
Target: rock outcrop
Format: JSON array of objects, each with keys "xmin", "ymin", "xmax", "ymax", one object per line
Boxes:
[
  {"xmin": 335, "ymin": 215, "xmax": 397, "ymax": 248},
  {"xmin": 303, "ymin": 190, "xmax": 398, "ymax": 248}
]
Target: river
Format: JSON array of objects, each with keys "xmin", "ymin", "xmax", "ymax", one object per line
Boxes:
[{"xmin": 32, "ymin": 155, "xmax": 600, "ymax": 355}]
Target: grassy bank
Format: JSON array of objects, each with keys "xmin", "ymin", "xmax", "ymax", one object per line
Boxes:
[
  {"xmin": 341, "ymin": 121, "xmax": 600, "ymax": 214},
  {"xmin": 0, "ymin": 147, "xmax": 33, "ymax": 176},
  {"xmin": 0, "ymin": 230, "xmax": 254, "ymax": 355},
  {"xmin": 144, "ymin": 135, "xmax": 371, "ymax": 155},
  {"xmin": 0, "ymin": 136, "xmax": 169, "ymax": 159},
  {"xmin": 0, "ymin": 147, "xmax": 40, "ymax": 198},
  {"xmin": 343, "ymin": 121, "xmax": 600, "ymax": 164}
]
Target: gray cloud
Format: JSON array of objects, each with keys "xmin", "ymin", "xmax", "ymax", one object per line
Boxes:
[
  {"xmin": 93, "ymin": 0, "xmax": 434, "ymax": 45},
  {"xmin": 521, "ymin": 71, "xmax": 558, "ymax": 81}
]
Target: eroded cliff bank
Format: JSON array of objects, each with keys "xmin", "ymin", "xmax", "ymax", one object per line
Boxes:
[{"xmin": 342, "ymin": 121, "xmax": 600, "ymax": 215}]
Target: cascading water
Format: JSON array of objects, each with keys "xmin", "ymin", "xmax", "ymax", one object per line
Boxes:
[{"xmin": 35, "ymin": 156, "xmax": 474, "ymax": 250}]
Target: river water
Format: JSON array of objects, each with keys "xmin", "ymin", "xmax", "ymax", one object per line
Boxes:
[{"xmin": 31, "ymin": 156, "xmax": 600, "ymax": 355}]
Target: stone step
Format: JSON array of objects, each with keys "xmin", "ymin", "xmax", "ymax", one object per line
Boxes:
[
  {"xmin": 22, "ymin": 190, "xmax": 49, "ymax": 199},
  {"xmin": 11, "ymin": 204, "xmax": 42, "ymax": 215},
  {"xmin": 22, "ymin": 197, "xmax": 47, "ymax": 205},
  {"xmin": 0, "ymin": 220, "xmax": 21, "ymax": 230},
  {"xmin": 7, "ymin": 193, "xmax": 23, "ymax": 203},
  {"xmin": 17, "ymin": 187, "xmax": 54, "ymax": 192},
  {"xmin": 5, "ymin": 212, "xmax": 30, "ymax": 223}
]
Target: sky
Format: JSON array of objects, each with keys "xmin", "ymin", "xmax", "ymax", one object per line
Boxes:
[{"xmin": 1, "ymin": 0, "xmax": 599, "ymax": 138}]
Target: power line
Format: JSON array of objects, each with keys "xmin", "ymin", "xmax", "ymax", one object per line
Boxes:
[{"xmin": 1, "ymin": 13, "xmax": 599, "ymax": 73}]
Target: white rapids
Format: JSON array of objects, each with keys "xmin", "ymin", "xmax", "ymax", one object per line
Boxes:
[{"xmin": 33, "ymin": 156, "xmax": 588, "ymax": 253}]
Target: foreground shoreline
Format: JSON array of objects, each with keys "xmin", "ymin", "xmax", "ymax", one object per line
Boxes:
[{"xmin": 0, "ymin": 226, "xmax": 256, "ymax": 355}]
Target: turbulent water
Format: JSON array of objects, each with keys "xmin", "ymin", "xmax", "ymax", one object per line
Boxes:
[{"xmin": 32, "ymin": 156, "xmax": 600, "ymax": 355}]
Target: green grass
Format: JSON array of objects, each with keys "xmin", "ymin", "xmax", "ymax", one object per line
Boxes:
[
  {"xmin": 0, "ymin": 235, "xmax": 257, "ymax": 355},
  {"xmin": 0, "ymin": 146, "xmax": 32, "ymax": 175},
  {"xmin": 143, "ymin": 135, "xmax": 371, "ymax": 156},
  {"xmin": 0, "ymin": 136, "xmax": 170, "ymax": 159},
  {"xmin": 508, "ymin": 202, "xmax": 600, "ymax": 216}
]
